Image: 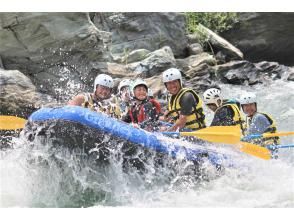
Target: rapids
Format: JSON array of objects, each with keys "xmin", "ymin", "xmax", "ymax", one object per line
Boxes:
[{"xmin": 0, "ymin": 80, "xmax": 293, "ymax": 207}]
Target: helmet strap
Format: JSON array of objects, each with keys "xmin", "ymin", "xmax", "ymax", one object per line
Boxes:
[{"xmin": 216, "ymin": 99, "xmax": 223, "ymax": 107}]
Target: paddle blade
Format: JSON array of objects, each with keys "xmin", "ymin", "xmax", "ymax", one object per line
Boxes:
[
  {"xmin": 0, "ymin": 116, "xmax": 27, "ymax": 130},
  {"xmin": 238, "ymin": 142, "xmax": 272, "ymax": 160},
  {"xmin": 180, "ymin": 126, "xmax": 241, "ymax": 144}
]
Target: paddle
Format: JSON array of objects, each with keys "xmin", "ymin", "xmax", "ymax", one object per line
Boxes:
[
  {"xmin": 238, "ymin": 142, "xmax": 271, "ymax": 160},
  {"xmin": 0, "ymin": 115, "xmax": 27, "ymax": 130},
  {"xmin": 242, "ymin": 132, "xmax": 294, "ymax": 141},
  {"xmin": 162, "ymin": 125, "xmax": 272, "ymax": 160},
  {"xmin": 266, "ymin": 144, "xmax": 294, "ymax": 150},
  {"xmin": 162, "ymin": 125, "xmax": 242, "ymax": 144}
]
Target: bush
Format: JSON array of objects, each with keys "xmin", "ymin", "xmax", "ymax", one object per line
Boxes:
[{"xmin": 186, "ymin": 12, "xmax": 238, "ymax": 34}]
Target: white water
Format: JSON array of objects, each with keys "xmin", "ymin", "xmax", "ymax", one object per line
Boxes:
[{"xmin": 0, "ymin": 80, "xmax": 293, "ymax": 207}]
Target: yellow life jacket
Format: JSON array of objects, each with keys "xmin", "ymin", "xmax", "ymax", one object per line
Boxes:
[
  {"xmin": 246, "ymin": 112, "xmax": 280, "ymax": 146},
  {"xmin": 81, "ymin": 93, "xmax": 121, "ymax": 118},
  {"xmin": 215, "ymin": 102, "xmax": 246, "ymax": 134},
  {"xmin": 167, "ymin": 88, "xmax": 206, "ymax": 130}
]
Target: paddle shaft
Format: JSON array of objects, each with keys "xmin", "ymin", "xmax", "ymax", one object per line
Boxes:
[
  {"xmin": 267, "ymin": 144, "xmax": 294, "ymax": 149},
  {"xmin": 242, "ymin": 131, "xmax": 294, "ymax": 141}
]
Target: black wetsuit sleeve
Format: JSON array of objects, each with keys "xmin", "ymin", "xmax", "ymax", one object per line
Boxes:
[
  {"xmin": 210, "ymin": 106, "xmax": 234, "ymax": 126},
  {"xmin": 179, "ymin": 92, "xmax": 197, "ymax": 115}
]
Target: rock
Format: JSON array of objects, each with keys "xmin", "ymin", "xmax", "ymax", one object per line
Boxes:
[
  {"xmin": 127, "ymin": 46, "xmax": 176, "ymax": 78},
  {"xmin": 254, "ymin": 61, "xmax": 290, "ymax": 80},
  {"xmin": 215, "ymin": 60, "xmax": 262, "ymax": 85},
  {"xmin": 0, "ymin": 69, "xmax": 40, "ymax": 117},
  {"xmin": 144, "ymin": 75, "xmax": 165, "ymax": 97},
  {"xmin": 215, "ymin": 51, "xmax": 227, "ymax": 64},
  {"xmin": 106, "ymin": 62, "xmax": 138, "ymax": 78},
  {"xmin": 113, "ymin": 48, "xmax": 151, "ymax": 64},
  {"xmin": 186, "ymin": 76, "xmax": 213, "ymax": 93},
  {"xmin": 0, "ymin": 13, "xmax": 111, "ymax": 98},
  {"xmin": 176, "ymin": 52, "xmax": 216, "ymax": 72},
  {"xmin": 221, "ymin": 12, "xmax": 294, "ymax": 65},
  {"xmin": 93, "ymin": 12, "xmax": 188, "ymax": 57},
  {"xmin": 0, "ymin": 56, "xmax": 3, "ymax": 69},
  {"xmin": 187, "ymin": 33, "xmax": 201, "ymax": 44},
  {"xmin": 185, "ymin": 63, "xmax": 215, "ymax": 92},
  {"xmin": 285, "ymin": 67, "xmax": 294, "ymax": 81},
  {"xmin": 187, "ymin": 43, "xmax": 203, "ymax": 56},
  {"xmin": 288, "ymin": 71, "xmax": 294, "ymax": 81},
  {"xmin": 185, "ymin": 63, "xmax": 214, "ymax": 79},
  {"xmin": 197, "ymin": 24, "xmax": 244, "ymax": 61}
]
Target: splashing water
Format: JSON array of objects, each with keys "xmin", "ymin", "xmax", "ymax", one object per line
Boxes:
[{"xmin": 0, "ymin": 80, "xmax": 293, "ymax": 207}]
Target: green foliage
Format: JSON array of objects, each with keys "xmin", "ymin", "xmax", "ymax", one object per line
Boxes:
[{"xmin": 185, "ymin": 12, "xmax": 238, "ymax": 34}]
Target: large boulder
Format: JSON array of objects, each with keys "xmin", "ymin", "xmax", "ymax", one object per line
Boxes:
[
  {"xmin": 255, "ymin": 61, "xmax": 292, "ymax": 80},
  {"xmin": 113, "ymin": 48, "xmax": 151, "ymax": 64},
  {"xmin": 185, "ymin": 63, "xmax": 215, "ymax": 92},
  {"xmin": 0, "ymin": 69, "xmax": 40, "ymax": 117},
  {"xmin": 127, "ymin": 46, "xmax": 176, "ymax": 78},
  {"xmin": 0, "ymin": 13, "xmax": 112, "ymax": 99},
  {"xmin": 221, "ymin": 13, "xmax": 294, "ymax": 66},
  {"xmin": 288, "ymin": 72, "xmax": 294, "ymax": 81},
  {"xmin": 176, "ymin": 52, "xmax": 216, "ymax": 72},
  {"xmin": 214, "ymin": 60, "xmax": 262, "ymax": 85},
  {"xmin": 93, "ymin": 12, "xmax": 188, "ymax": 58},
  {"xmin": 186, "ymin": 43, "xmax": 203, "ymax": 56}
]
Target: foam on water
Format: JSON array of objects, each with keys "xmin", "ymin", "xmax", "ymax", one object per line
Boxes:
[{"xmin": 0, "ymin": 80, "xmax": 293, "ymax": 207}]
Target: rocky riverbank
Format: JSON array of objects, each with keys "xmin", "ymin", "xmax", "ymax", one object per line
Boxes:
[{"xmin": 1, "ymin": 12, "xmax": 293, "ymax": 117}]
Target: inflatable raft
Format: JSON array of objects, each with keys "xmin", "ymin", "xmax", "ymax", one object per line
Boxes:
[{"xmin": 24, "ymin": 106, "xmax": 235, "ymax": 174}]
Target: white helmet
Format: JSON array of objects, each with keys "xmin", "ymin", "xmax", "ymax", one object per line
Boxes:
[
  {"xmin": 94, "ymin": 74, "xmax": 114, "ymax": 92},
  {"xmin": 203, "ymin": 88, "xmax": 222, "ymax": 107},
  {"xmin": 118, "ymin": 79, "xmax": 131, "ymax": 92},
  {"xmin": 239, "ymin": 92, "xmax": 257, "ymax": 105},
  {"xmin": 132, "ymin": 78, "xmax": 148, "ymax": 92},
  {"xmin": 162, "ymin": 68, "xmax": 182, "ymax": 86}
]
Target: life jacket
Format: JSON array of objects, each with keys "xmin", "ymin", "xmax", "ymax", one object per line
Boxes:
[
  {"xmin": 81, "ymin": 93, "xmax": 96, "ymax": 110},
  {"xmin": 246, "ymin": 112, "xmax": 280, "ymax": 146},
  {"xmin": 214, "ymin": 100, "xmax": 246, "ymax": 134},
  {"xmin": 129, "ymin": 98, "xmax": 161, "ymax": 123},
  {"xmin": 167, "ymin": 88, "xmax": 206, "ymax": 131},
  {"xmin": 81, "ymin": 93, "xmax": 121, "ymax": 118}
]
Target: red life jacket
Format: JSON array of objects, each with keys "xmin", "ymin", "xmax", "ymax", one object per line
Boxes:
[{"xmin": 129, "ymin": 98, "xmax": 161, "ymax": 123}]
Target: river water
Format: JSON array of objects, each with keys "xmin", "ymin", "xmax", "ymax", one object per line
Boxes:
[{"xmin": 0, "ymin": 79, "xmax": 293, "ymax": 208}]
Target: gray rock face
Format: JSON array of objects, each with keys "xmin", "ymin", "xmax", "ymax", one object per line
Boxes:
[
  {"xmin": 0, "ymin": 13, "xmax": 111, "ymax": 98},
  {"xmin": 215, "ymin": 60, "xmax": 262, "ymax": 85},
  {"xmin": 288, "ymin": 72, "xmax": 294, "ymax": 81},
  {"xmin": 221, "ymin": 12, "xmax": 294, "ymax": 66},
  {"xmin": 185, "ymin": 63, "xmax": 215, "ymax": 92},
  {"xmin": 128, "ymin": 46, "xmax": 176, "ymax": 78},
  {"xmin": 0, "ymin": 56, "xmax": 3, "ymax": 69},
  {"xmin": 187, "ymin": 43, "xmax": 203, "ymax": 56},
  {"xmin": 176, "ymin": 52, "xmax": 216, "ymax": 72},
  {"xmin": 0, "ymin": 69, "xmax": 40, "ymax": 117},
  {"xmin": 113, "ymin": 48, "xmax": 151, "ymax": 64},
  {"xmin": 255, "ymin": 61, "xmax": 292, "ymax": 80},
  {"xmin": 93, "ymin": 12, "xmax": 188, "ymax": 58}
]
